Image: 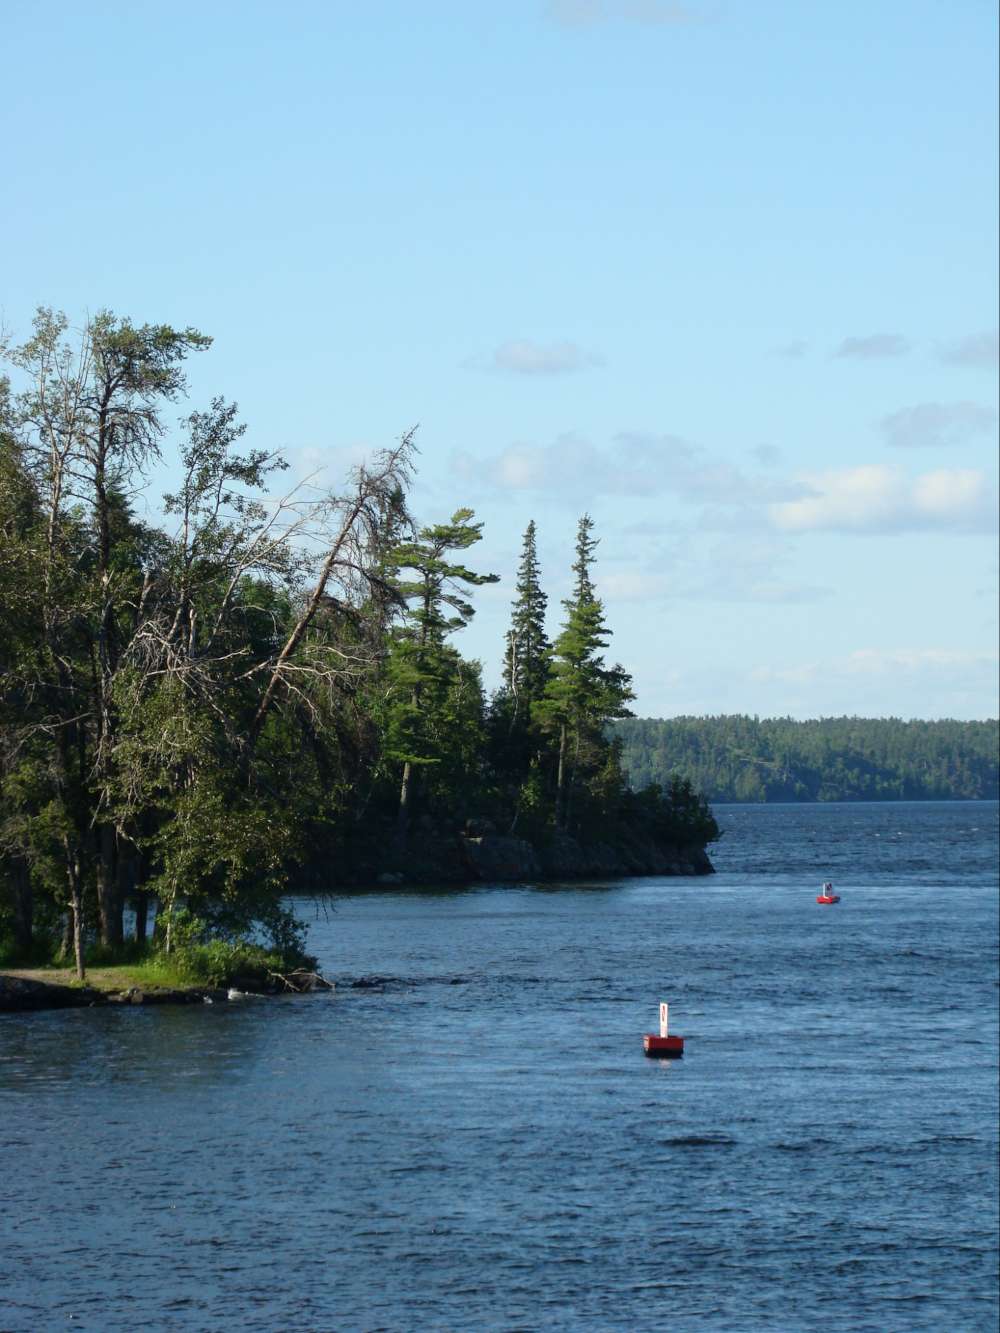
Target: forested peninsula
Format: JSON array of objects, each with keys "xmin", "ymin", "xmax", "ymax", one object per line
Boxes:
[
  {"xmin": 615, "ymin": 716, "xmax": 1000, "ymax": 803},
  {"xmin": 0, "ymin": 310, "xmax": 717, "ymax": 987}
]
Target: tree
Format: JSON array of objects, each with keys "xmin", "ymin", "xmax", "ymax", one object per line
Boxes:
[
  {"xmin": 384, "ymin": 508, "xmax": 498, "ymax": 847},
  {"xmin": 1, "ymin": 300, "xmax": 724, "ymax": 972},
  {"xmin": 2, "ymin": 309, "xmax": 417, "ymax": 968},
  {"xmin": 538, "ymin": 515, "xmax": 634, "ymax": 829},
  {"xmin": 106, "ymin": 420, "xmax": 415, "ymax": 949},
  {"xmin": 248, "ymin": 433, "xmax": 414, "ymax": 750},
  {"xmin": 0, "ymin": 408, "xmax": 49, "ymax": 960},
  {"xmin": 4, "ymin": 309, "xmax": 212, "ymax": 956},
  {"xmin": 502, "ymin": 519, "xmax": 550, "ymax": 725},
  {"xmin": 486, "ymin": 520, "xmax": 552, "ymax": 833}
]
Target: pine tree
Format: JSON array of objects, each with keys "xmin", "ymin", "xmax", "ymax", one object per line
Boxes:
[
  {"xmin": 538, "ymin": 515, "xmax": 634, "ymax": 829},
  {"xmin": 385, "ymin": 508, "xmax": 498, "ymax": 846},
  {"xmin": 502, "ymin": 519, "xmax": 550, "ymax": 725}
]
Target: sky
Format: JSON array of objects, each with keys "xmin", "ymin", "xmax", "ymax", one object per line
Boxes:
[{"xmin": 3, "ymin": 0, "xmax": 998, "ymax": 720}]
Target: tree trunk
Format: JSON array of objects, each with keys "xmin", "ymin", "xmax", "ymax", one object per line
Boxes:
[
  {"xmin": 565, "ymin": 730, "xmax": 580, "ymax": 832},
  {"xmin": 8, "ymin": 857, "xmax": 34, "ymax": 957},
  {"xmin": 396, "ymin": 760, "xmax": 413, "ymax": 851},
  {"xmin": 95, "ymin": 824, "xmax": 122, "ymax": 947},
  {"xmin": 71, "ymin": 891, "xmax": 85, "ymax": 982},
  {"xmin": 64, "ymin": 841, "xmax": 85, "ymax": 981},
  {"xmin": 555, "ymin": 723, "xmax": 568, "ymax": 829},
  {"xmin": 395, "ymin": 678, "xmax": 422, "ymax": 852},
  {"xmin": 248, "ymin": 473, "xmax": 391, "ymax": 750}
]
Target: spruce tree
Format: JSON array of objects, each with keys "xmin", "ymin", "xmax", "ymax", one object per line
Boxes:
[
  {"xmin": 538, "ymin": 515, "xmax": 634, "ymax": 829},
  {"xmin": 503, "ymin": 519, "xmax": 550, "ymax": 724}
]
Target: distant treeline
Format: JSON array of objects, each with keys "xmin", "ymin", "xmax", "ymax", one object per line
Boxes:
[{"xmin": 613, "ymin": 716, "xmax": 1000, "ymax": 803}]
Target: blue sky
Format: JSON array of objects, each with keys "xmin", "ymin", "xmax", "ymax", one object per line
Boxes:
[{"xmin": 3, "ymin": 0, "xmax": 998, "ymax": 719}]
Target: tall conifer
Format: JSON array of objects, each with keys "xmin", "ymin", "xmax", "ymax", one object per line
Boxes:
[
  {"xmin": 503, "ymin": 519, "xmax": 550, "ymax": 723},
  {"xmin": 539, "ymin": 515, "xmax": 634, "ymax": 828}
]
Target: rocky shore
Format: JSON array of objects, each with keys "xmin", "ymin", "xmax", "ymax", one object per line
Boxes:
[
  {"xmin": 364, "ymin": 826, "xmax": 715, "ymax": 887},
  {"xmin": 3, "ymin": 832, "xmax": 713, "ymax": 1013},
  {"xmin": 0, "ymin": 970, "xmax": 332, "ymax": 1014}
]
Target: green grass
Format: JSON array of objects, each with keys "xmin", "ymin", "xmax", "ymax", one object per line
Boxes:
[
  {"xmin": 2, "ymin": 958, "xmax": 202, "ymax": 992},
  {"xmin": 2, "ymin": 923, "xmax": 310, "ymax": 991},
  {"xmin": 3, "ymin": 942, "xmax": 298, "ymax": 991}
]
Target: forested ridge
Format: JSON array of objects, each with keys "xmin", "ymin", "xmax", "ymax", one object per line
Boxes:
[
  {"xmin": 0, "ymin": 309, "xmax": 716, "ymax": 980},
  {"xmin": 614, "ymin": 716, "xmax": 999, "ymax": 803}
]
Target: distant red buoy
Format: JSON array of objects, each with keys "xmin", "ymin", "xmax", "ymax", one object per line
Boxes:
[
  {"xmin": 643, "ymin": 1002, "xmax": 685, "ymax": 1057},
  {"xmin": 817, "ymin": 880, "xmax": 840, "ymax": 904}
]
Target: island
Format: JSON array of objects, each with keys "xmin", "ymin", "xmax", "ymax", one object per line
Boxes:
[{"xmin": 0, "ymin": 309, "xmax": 718, "ymax": 995}]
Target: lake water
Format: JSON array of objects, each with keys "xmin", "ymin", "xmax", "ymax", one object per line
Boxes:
[{"xmin": 2, "ymin": 802, "xmax": 997, "ymax": 1332}]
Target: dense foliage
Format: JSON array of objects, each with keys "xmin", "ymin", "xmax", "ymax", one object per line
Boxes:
[
  {"xmin": 0, "ymin": 308, "xmax": 716, "ymax": 977},
  {"xmin": 615, "ymin": 715, "xmax": 1000, "ymax": 803}
]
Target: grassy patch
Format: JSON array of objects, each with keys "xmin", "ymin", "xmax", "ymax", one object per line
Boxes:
[
  {"xmin": 2, "ymin": 914, "xmax": 313, "ymax": 991},
  {"xmin": 2, "ymin": 959, "xmax": 200, "ymax": 992}
]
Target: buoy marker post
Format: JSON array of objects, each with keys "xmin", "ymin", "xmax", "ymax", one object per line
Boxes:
[{"xmin": 643, "ymin": 1001, "xmax": 685, "ymax": 1057}]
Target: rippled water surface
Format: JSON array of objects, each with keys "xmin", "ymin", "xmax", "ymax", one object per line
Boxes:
[{"xmin": 2, "ymin": 802, "xmax": 998, "ymax": 1331}]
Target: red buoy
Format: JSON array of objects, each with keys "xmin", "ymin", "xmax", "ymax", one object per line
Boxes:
[
  {"xmin": 817, "ymin": 880, "xmax": 840, "ymax": 904},
  {"xmin": 643, "ymin": 1033, "xmax": 685, "ymax": 1057},
  {"xmin": 643, "ymin": 1002, "xmax": 685, "ymax": 1057}
]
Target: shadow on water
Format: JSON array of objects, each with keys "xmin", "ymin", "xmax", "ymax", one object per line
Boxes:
[{"xmin": 309, "ymin": 877, "xmax": 629, "ymax": 903}]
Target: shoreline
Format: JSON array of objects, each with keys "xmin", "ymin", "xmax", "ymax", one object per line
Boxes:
[
  {"xmin": 2, "ymin": 847, "xmax": 716, "ymax": 1014},
  {"xmin": 0, "ymin": 968, "xmax": 332, "ymax": 1014},
  {"xmin": 339, "ymin": 830, "xmax": 716, "ymax": 886}
]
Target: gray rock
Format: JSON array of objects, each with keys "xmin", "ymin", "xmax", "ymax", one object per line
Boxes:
[
  {"xmin": 461, "ymin": 834, "xmax": 541, "ymax": 881},
  {"xmin": 0, "ymin": 975, "xmax": 103, "ymax": 1012}
]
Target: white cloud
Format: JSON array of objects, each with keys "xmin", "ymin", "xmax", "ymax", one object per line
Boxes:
[
  {"xmin": 752, "ymin": 648, "xmax": 999, "ymax": 684},
  {"xmin": 683, "ymin": 535, "xmax": 832, "ymax": 603},
  {"xmin": 842, "ymin": 648, "xmax": 998, "ymax": 677},
  {"xmin": 772, "ymin": 340, "xmax": 807, "ymax": 359},
  {"xmin": 287, "ymin": 440, "xmax": 375, "ymax": 487},
  {"xmin": 938, "ymin": 330, "xmax": 999, "ymax": 371},
  {"xmin": 599, "ymin": 570, "xmax": 674, "ymax": 601},
  {"xmin": 455, "ymin": 430, "xmax": 803, "ymax": 505},
  {"xmin": 911, "ymin": 469, "xmax": 991, "ymax": 522},
  {"xmin": 879, "ymin": 401, "xmax": 997, "ymax": 449},
  {"xmin": 834, "ymin": 333, "xmax": 911, "ymax": 360},
  {"xmin": 599, "ymin": 534, "xmax": 831, "ymax": 605},
  {"xmin": 454, "ymin": 432, "xmax": 602, "ymax": 492},
  {"xmin": 770, "ymin": 464, "xmax": 995, "ymax": 534},
  {"xmin": 724, "ymin": 644, "xmax": 1000, "ymax": 720},
  {"xmin": 490, "ymin": 339, "xmax": 602, "ymax": 375},
  {"xmin": 749, "ymin": 648, "xmax": 1000, "ymax": 720}
]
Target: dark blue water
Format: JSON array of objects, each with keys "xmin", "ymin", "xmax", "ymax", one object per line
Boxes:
[{"xmin": 2, "ymin": 802, "xmax": 997, "ymax": 1332}]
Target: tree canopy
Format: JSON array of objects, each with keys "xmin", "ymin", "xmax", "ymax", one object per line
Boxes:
[{"xmin": 0, "ymin": 307, "xmax": 718, "ymax": 979}]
